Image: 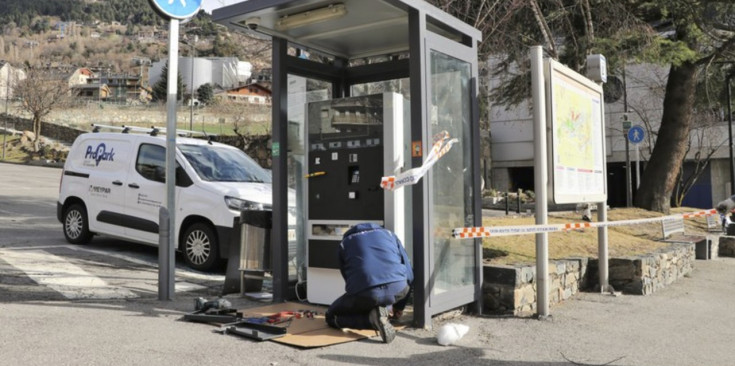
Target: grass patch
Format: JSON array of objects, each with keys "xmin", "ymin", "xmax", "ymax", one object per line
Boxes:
[
  {"xmin": 1, "ymin": 135, "xmax": 31, "ymax": 163},
  {"xmin": 483, "ymin": 207, "xmax": 711, "ymax": 265}
]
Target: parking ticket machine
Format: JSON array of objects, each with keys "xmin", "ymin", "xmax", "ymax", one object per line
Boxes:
[{"xmin": 304, "ymin": 92, "xmax": 407, "ymax": 305}]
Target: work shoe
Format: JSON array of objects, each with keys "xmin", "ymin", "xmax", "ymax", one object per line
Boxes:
[{"xmin": 369, "ymin": 306, "xmax": 395, "ymax": 343}]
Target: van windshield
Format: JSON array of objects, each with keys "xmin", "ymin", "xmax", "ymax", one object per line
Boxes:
[{"xmin": 179, "ymin": 144, "xmax": 272, "ymax": 183}]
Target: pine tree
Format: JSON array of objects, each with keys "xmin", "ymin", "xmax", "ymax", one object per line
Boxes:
[
  {"xmin": 196, "ymin": 83, "xmax": 214, "ymax": 105},
  {"xmin": 151, "ymin": 62, "xmax": 185, "ymax": 102}
]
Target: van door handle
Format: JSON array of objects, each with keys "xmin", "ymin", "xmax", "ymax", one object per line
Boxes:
[
  {"xmin": 128, "ymin": 183, "xmax": 140, "ymax": 189},
  {"xmin": 112, "ymin": 181, "xmax": 123, "ymax": 186}
]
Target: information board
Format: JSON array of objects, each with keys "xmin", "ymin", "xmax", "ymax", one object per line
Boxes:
[{"xmin": 546, "ymin": 58, "xmax": 607, "ymax": 204}]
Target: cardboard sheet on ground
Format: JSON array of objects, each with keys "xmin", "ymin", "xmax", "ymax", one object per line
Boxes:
[{"xmin": 238, "ymin": 302, "xmax": 408, "ymax": 348}]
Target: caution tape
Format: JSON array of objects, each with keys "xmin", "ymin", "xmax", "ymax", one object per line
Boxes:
[
  {"xmin": 380, "ymin": 131, "xmax": 459, "ymax": 191},
  {"xmin": 452, "ymin": 209, "xmax": 718, "ymax": 239}
]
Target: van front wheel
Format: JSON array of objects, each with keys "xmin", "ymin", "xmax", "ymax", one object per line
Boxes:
[{"xmin": 182, "ymin": 223, "xmax": 219, "ymax": 272}]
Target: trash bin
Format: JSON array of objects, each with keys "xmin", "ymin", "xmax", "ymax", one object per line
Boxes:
[{"xmin": 239, "ymin": 210, "xmax": 272, "ymax": 293}]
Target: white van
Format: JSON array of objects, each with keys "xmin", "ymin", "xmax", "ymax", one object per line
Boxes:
[{"xmin": 57, "ymin": 126, "xmax": 278, "ymax": 272}]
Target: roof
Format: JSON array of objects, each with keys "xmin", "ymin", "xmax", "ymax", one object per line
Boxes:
[
  {"xmin": 227, "ymin": 83, "xmax": 272, "ymax": 94},
  {"xmin": 213, "ymin": 0, "xmax": 481, "ymax": 60}
]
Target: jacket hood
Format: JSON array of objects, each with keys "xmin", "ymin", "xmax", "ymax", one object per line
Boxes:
[{"xmin": 343, "ymin": 222, "xmax": 384, "ymax": 239}]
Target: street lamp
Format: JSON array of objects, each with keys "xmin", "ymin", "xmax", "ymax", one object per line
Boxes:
[
  {"xmin": 727, "ymin": 73, "xmax": 734, "ymax": 195},
  {"xmin": 3, "ymin": 68, "xmax": 12, "ymax": 161},
  {"xmin": 180, "ymin": 34, "xmax": 198, "ymax": 131}
]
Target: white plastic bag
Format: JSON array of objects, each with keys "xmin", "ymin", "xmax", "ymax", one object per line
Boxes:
[{"xmin": 436, "ymin": 323, "xmax": 470, "ymax": 346}]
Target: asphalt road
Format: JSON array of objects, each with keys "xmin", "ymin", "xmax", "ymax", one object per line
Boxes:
[
  {"xmin": 0, "ymin": 162, "xmax": 225, "ymax": 302},
  {"xmin": 1, "ymin": 162, "xmax": 735, "ymax": 366}
]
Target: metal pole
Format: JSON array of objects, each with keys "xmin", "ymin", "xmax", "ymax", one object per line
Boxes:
[
  {"xmin": 158, "ymin": 207, "xmax": 173, "ymax": 300},
  {"xmin": 623, "ymin": 68, "xmax": 632, "ymax": 207},
  {"xmin": 160, "ymin": 18, "xmax": 179, "ymax": 301},
  {"xmin": 517, "ymin": 188, "xmax": 522, "ymax": 214},
  {"xmin": 636, "ymin": 144, "xmax": 640, "ymax": 189},
  {"xmin": 598, "ymin": 77, "xmax": 610, "ymax": 294},
  {"xmin": 3, "ymin": 68, "xmax": 9, "ymax": 161},
  {"xmin": 727, "ymin": 75, "xmax": 734, "ymax": 195},
  {"xmin": 531, "ymin": 46, "xmax": 549, "ymax": 318},
  {"xmin": 189, "ymin": 43, "xmax": 194, "ymax": 131},
  {"xmin": 598, "ymin": 200, "xmax": 609, "ymax": 292}
]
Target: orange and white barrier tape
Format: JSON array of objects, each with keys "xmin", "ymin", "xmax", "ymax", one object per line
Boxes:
[
  {"xmin": 452, "ymin": 209, "xmax": 718, "ymax": 239},
  {"xmin": 380, "ymin": 131, "xmax": 459, "ymax": 191}
]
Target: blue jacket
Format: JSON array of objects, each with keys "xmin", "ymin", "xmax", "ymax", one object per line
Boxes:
[{"xmin": 339, "ymin": 223, "xmax": 414, "ymax": 295}]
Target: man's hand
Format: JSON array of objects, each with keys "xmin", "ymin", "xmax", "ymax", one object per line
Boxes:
[{"xmin": 389, "ymin": 309, "xmax": 403, "ymax": 321}]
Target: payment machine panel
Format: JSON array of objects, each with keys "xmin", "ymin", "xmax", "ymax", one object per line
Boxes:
[
  {"xmin": 307, "ymin": 144, "xmax": 383, "ymax": 220},
  {"xmin": 305, "ymin": 93, "xmax": 404, "ymax": 305}
]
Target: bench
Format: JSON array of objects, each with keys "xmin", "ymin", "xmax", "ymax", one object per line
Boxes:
[{"xmin": 661, "ymin": 216, "xmax": 713, "ymax": 260}]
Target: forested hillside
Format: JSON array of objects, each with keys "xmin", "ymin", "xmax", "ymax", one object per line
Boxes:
[
  {"xmin": 1, "ymin": 0, "xmax": 165, "ymax": 28},
  {"xmin": 0, "ymin": 0, "xmax": 270, "ymax": 74}
]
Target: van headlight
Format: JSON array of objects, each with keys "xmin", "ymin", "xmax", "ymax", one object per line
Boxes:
[{"xmin": 225, "ymin": 196, "xmax": 265, "ymax": 211}]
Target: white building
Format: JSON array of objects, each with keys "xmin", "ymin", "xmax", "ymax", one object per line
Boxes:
[
  {"xmin": 0, "ymin": 62, "xmax": 27, "ymax": 101},
  {"xmin": 149, "ymin": 57, "xmax": 252, "ymax": 95},
  {"xmin": 488, "ymin": 60, "xmax": 730, "ymax": 209}
]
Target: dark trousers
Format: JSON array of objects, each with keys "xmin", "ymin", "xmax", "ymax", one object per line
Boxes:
[{"xmin": 325, "ymin": 281, "xmax": 410, "ymax": 330}]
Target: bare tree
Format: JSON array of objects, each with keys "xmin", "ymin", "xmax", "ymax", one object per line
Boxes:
[{"xmin": 14, "ymin": 68, "xmax": 70, "ymax": 151}]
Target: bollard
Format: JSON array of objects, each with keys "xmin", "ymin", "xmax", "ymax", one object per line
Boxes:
[
  {"xmin": 517, "ymin": 189, "xmax": 522, "ymax": 214},
  {"xmin": 505, "ymin": 192, "xmax": 509, "ymax": 215},
  {"xmin": 158, "ymin": 207, "xmax": 174, "ymax": 301}
]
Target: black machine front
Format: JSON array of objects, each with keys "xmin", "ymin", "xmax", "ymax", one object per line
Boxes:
[{"xmin": 307, "ymin": 94, "xmax": 385, "ymax": 221}]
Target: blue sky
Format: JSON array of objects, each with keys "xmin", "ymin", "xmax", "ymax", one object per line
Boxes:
[{"xmin": 201, "ymin": 0, "xmax": 242, "ymax": 13}]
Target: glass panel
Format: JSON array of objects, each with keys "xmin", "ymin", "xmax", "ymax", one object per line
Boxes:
[
  {"xmin": 351, "ymin": 78, "xmax": 410, "ymax": 99},
  {"xmin": 429, "ymin": 50, "xmax": 474, "ymax": 296},
  {"xmin": 287, "ymin": 75, "xmax": 331, "ymax": 282}
]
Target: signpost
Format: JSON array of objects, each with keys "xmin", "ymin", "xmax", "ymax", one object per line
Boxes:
[
  {"xmin": 628, "ymin": 125, "xmax": 645, "ymax": 189},
  {"xmin": 148, "ymin": 0, "xmax": 202, "ymax": 301}
]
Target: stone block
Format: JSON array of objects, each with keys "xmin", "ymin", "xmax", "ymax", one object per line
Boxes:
[
  {"xmin": 483, "ymin": 265, "xmax": 518, "ymax": 286},
  {"xmin": 519, "ymin": 266, "xmax": 535, "ymax": 284},
  {"xmin": 719, "ymin": 236, "xmax": 735, "ymax": 257},
  {"xmin": 513, "ymin": 285, "xmax": 536, "ymax": 309}
]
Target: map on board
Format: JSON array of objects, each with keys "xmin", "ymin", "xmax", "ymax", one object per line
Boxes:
[
  {"xmin": 548, "ymin": 60, "xmax": 606, "ymax": 204},
  {"xmin": 553, "ymin": 81, "xmax": 596, "ymax": 170}
]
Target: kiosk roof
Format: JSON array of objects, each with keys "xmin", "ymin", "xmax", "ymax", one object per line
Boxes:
[{"xmin": 212, "ymin": 0, "xmax": 481, "ymax": 60}]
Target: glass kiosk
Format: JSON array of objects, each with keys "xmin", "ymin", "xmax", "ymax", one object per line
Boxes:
[{"xmin": 214, "ymin": 0, "xmax": 482, "ymax": 328}]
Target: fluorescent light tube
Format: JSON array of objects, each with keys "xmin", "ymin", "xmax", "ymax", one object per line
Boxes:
[{"xmin": 276, "ymin": 3, "xmax": 347, "ymax": 31}]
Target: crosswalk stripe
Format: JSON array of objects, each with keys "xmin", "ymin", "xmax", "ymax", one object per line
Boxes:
[{"xmin": 0, "ymin": 249, "xmax": 138, "ymax": 300}]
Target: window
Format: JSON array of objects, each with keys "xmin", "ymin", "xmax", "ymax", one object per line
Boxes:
[
  {"xmin": 136, "ymin": 144, "xmax": 165, "ymax": 182},
  {"xmin": 135, "ymin": 144, "xmax": 192, "ymax": 186}
]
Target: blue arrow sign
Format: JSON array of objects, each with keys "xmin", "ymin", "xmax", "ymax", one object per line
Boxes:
[
  {"xmin": 149, "ymin": 0, "xmax": 202, "ymax": 20},
  {"xmin": 628, "ymin": 125, "xmax": 645, "ymax": 145}
]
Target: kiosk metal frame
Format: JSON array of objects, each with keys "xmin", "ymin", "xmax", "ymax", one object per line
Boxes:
[{"xmin": 214, "ymin": 0, "xmax": 482, "ymax": 328}]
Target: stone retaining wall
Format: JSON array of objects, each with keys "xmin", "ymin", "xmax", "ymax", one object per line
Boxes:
[
  {"xmin": 589, "ymin": 243, "xmax": 694, "ymax": 295},
  {"xmin": 719, "ymin": 236, "xmax": 735, "ymax": 257},
  {"xmin": 483, "ymin": 258, "xmax": 589, "ymax": 317},
  {"xmin": 482, "ymin": 243, "xmax": 695, "ymax": 316},
  {"xmin": 1, "ymin": 116, "xmax": 86, "ymax": 144},
  {"xmin": 0, "ymin": 114, "xmax": 273, "ymax": 168}
]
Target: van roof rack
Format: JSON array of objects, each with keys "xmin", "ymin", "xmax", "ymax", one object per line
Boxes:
[{"xmin": 91, "ymin": 124, "xmax": 215, "ymax": 139}]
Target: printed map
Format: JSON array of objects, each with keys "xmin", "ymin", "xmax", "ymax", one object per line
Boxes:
[{"xmin": 553, "ymin": 80, "xmax": 596, "ymax": 170}]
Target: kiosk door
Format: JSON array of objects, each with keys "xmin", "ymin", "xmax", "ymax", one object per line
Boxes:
[{"xmin": 424, "ymin": 32, "xmax": 481, "ymax": 315}]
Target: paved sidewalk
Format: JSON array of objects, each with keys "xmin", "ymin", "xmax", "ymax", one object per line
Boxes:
[{"xmin": 1, "ymin": 257, "xmax": 734, "ymax": 366}]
